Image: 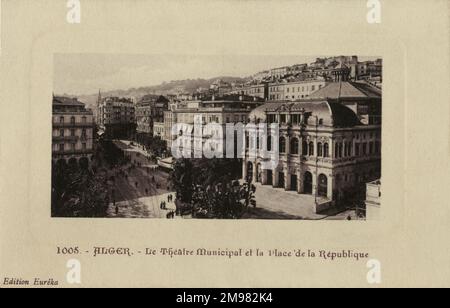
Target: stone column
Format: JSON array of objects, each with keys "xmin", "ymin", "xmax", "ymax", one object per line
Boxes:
[
  {"xmin": 297, "ymin": 170, "xmax": 302, "ymax": 194},
  {"xmin": 242, "ymin": 160, "xmax": 247, "ymax": 180},
  {"xmin": 261, "ymin": 169, "xmax": 267, "ymax": 185},
  {"xmin": 284, "ymin": 168, "xmax": 291, "ymax": 191},
  {"xmin": 312, "ymin": 171, "xmax": 318, "ymax": 195},
  {"xmin": 285, "ymin": 136, "xmax": 290, "ymax": 156},
  {"xmin": 327, "ymin": 174, "xmax": 335, "ymax": 200},
  {"xmin": 330, "ymin": 139, "xmax": 335, "ymax": 159},
  {"xmin": 252, "ymin": 163, "xmax": 257, "ymax": 183},
  {"xmin": 273, "ymin": 169, "xmax": 279, "ymax": 188}
]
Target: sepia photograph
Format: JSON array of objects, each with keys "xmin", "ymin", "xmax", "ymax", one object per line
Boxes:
[{"xmin": 52, "ymin": 54, "xmax": 382, "ymax": 220}]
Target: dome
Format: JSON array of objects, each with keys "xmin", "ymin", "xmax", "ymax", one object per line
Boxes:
[{"xmin": 249, "ymin": 100, "xmax": 360, "ymax": 127}]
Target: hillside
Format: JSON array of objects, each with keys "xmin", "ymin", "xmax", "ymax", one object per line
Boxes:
[{"xmin": 72, "ymin": 76, "xmax": 249, "ymax": 110}]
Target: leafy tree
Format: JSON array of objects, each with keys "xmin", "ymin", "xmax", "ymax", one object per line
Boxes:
[
  {"xmin": 171, "ymin": 158, "xmax": 255, "ymax": 219},
  {"xmin": 51, "ymin": 164, "xmax": 109, "ymax": 217}
]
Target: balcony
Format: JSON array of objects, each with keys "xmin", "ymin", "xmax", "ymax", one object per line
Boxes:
[
  {"xmin": 52, "ymin": 122, "xmax": 93, "ymax": 128},
  {"xmin": 53, "ymin": 135, "xmax": 80, "ymax": 141}
]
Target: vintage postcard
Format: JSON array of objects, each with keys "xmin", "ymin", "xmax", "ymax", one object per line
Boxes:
[{"xmin": 1, "ymin": 0, "xmax": 449, "ymax": 289}]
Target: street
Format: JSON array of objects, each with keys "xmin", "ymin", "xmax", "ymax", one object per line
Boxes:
[{"xmin": 103, "ymin": 140, "xmax": 177, "ymax": 218}]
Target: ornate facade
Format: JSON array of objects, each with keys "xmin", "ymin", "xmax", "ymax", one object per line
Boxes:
[{"xmin": 242, "ymin": 98, "xmax": 381, "ymax": 211}]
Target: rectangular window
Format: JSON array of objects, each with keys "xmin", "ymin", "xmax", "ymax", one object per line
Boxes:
[
  {"xmin": 59, "ymin": 144, "xmax": 64, "ymax": 152},
  {"xmin": 70, "ymin": 129, "xmax": 75, "ymax": 137},
  {"xmin": 60, "ymin": 129, "xmax": 64, "ymax": 137},
  {"xmin": 71, "ymin": 143, "xmax": 76, "ymax": 151},
  {"xmin": 82, "ymin": 143, "xmax": 87, "ymax": 150}
]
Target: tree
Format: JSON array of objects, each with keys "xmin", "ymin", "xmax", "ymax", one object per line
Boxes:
[
  {"xmin": 171, "ymin": 158, "xmax": 254, "ymax": 219},
  {"xmin": 51, "ymin": 164, "xmax": 109, "ymax": 218}
]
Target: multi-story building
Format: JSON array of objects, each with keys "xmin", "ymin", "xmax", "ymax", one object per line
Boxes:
[
  {"xmin": 210, "ymin": 79, "xmax": 233, "ymax": 96},
  {"xmin": 268, "ymin": 81, "xmax": 285, "ymax": 100},
  {"xmin": 270, "ymin": 66, "xmax": 289, "ymax": 79},
  {"xmin": 52, "ymin": 96, "xmax": 94, "ymax": 168},
  {"xmin": 243, "ymin": 99, "xmax": 381, "ymax": 213},
  {"xmin": 135, "ymin": 95, "xmax": 169, "ymax": 143},
  {"xmin": 287, "ymin": 63, "xmax": 308, "ymax": 76},
  {"xmin": 232, "ymin": 83, "xmax": 268, "ymax": 100},
  {"xmin": 242, "ymin": 82, "xmax": 382, "ymax": 213},
  {"xmin": 172, "ymin": 95, "xmax": 264, "ymax": 157},
  {"xmin": 163, "ymin": 102, "xmax": 180, "ymax": 149},
  {"xmin": 97, "ymin": 95, "xmax": 136, "ymax": 139},
  {"xmin": 278, "ymin": 79, "xmax": 329, "ymax": 101},
  {"xmin": 153, "ymin": 122, "xmax": 165, "ymax": 138}
]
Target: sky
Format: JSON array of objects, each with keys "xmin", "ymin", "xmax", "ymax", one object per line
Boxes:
[{"xmin": 54, "ymin": 54, "xmax": 379, "ymax": 96}]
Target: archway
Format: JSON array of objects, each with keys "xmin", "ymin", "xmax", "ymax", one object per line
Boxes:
[
  {"xmin": 68, "ymin": 157, "xmax": 78, "ymax": 170},
  {"xmin": 290, "ymin": 174, "xmax": 298, "ymax": 191},
  {"xmin": 318, "ymin": 174, "xmax": 328, "ymax": 197},
  {"xmin": 79, "ymin": 157, "xmax": 89, "ymax": 170},
  {"xmin": 266, "ymin": 170, "xmax": 273, "ymax": 186},
  {"xmin": 304, "ymin": 172, "xmax": 313, "ymax": 194},
  {"xmin": 256, "ymin": 163, "xmax": 262, "ymax": 183},
  {"xmin": 278, "ymin": 172, "xmax": 285, "ymax": 188}
]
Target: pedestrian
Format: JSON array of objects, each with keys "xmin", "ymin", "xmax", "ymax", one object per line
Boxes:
[
  {"xmin": 115, "ymin": 205, "xmax": 119, "ymax": 215},
  {"xmin": 145, "ymin": 188, "xmax": 148, "ymax": 195}
]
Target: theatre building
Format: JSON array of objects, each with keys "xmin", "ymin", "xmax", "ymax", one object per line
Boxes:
[{"xmin": 242, "ymin": 97, "xmax": 381, "ymax": 213}]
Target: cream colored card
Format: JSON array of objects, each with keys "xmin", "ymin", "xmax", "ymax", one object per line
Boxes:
[{"xmin": 0, "ymin": 0, "xmax": 449, "ymax": 288}]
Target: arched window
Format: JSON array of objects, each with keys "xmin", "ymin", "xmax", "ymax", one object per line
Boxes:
[
  {"xmin": 70, "ymin": 116, "xmax": 76, "ymax": 125},
  {"xmin": 82, "ymin": 116, "xmax": 87, "ymax": 124},
  {"xmin": 308, "ymin": 142, "xmax": 314, "ymax": 156},
  {"xmin": 59, "ymin": 116, "xmax": 64, "ymax": 124},
  {"xmin": 318, "ymin": 174, "xmax": 328, "ymax": 197},
  {"xmin": 324, "ymin": 143, "xmax": 329, "ymax": 157},
  {"xmin": 302, "ymin": 141, "xmax": 308, "ymax": 156},
  {"xmin": 279, "ymin": 137, "xmax": 286, "ymax": 153},
  {"xmin": 245, "ymin": 134, "xmax": 249, "ymax": 149},
  {"xmin": 267, "ymin": 135, "xmax": 272, "ymax": 152},
  {"xmin": 317, "ymin": 142, "xmax": 323, "ymax": 157},
  {"xmin": 290, "ymin": 138, "xmax": 299, "ymax": 155}
]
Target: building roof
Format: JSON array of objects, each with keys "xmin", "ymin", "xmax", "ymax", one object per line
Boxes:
[
  {"xmin": 201, "ymin": 94, "xmax": 265, "ymax": 102},
  {"xmin": 248, "ymin": 100, "xmax": 361, "ymax": 128},
  {"xmin": 53, "ymin": 96, "xmax": 85, "ymax": 106},
  {"xmin": 309, "ymin": 81, "xmax": 381, "ymax": 99}
]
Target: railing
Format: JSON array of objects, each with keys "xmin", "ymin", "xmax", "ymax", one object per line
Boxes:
[
  {"xmin": 52, "ymin": 136, "xmax": 80, "ymax": 141},
  {"xmin": 52, "ymin": 122, "xmax": 93, "ymax": 128}
]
